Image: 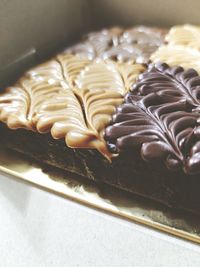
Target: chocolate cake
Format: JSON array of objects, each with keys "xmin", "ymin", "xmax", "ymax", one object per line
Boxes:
[{"xmin": 1, "ymin": 25, "xmax": 200, "ymax": 215}]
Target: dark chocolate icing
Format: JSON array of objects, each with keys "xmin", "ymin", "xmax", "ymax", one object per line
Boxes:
[
  {"xmin": 105, "ymin": 63, "xmax": 200, "ymax": 174},
  {"xmin": 66, "ymin": 26, "xmax": 167, "ymax": 64}
]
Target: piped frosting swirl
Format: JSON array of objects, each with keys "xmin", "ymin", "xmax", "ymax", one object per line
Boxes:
[
  {"xmin": 0, "ymin": 53, "xmax": 144, "ymax": 159},
  {"xmin": 3, "ymin": 24, "xmax": 200, "ymax": 174},
  {"xmin": 165, "ymin": 24, "xmax": 200, "ymax": 50},
  {"xmin": 105, "ymin": 63, "xmax": 200, "ymax": 174},
  {"xmin": 151, "ymin": 45, "xmax": 200, "ymax": 74},
  {"xmin": 66, "ymin": 26, "xmax": 167, "ymax": 64}
]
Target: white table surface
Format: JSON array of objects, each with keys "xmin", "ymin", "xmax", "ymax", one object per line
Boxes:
[{"xmin": 0, "ymin": 173, "xmax": 200, "ymax": 267}]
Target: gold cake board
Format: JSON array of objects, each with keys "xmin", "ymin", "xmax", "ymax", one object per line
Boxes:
[{"xmin": 0, "ymin": 147, "xmax": 200, "ymax": 244}]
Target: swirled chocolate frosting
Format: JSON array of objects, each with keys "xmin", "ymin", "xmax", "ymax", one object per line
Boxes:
[
  {"xmin": 3, "ymin": 24, "xmax": 200, "ymax": 174},
  {"xmin": 66, "ymin": 26, "xmax": 167, "ymax": 64},
  {"xmin": 0, "ymin": 52, "xmax": 144, "ymax": 159},
  {"xmin": 105, "ymin": 63, "xmax": 200, "ymax": 174}
]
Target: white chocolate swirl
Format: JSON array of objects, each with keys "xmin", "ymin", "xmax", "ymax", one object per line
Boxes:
[
  {"xmin": 150, "ymin": 45, "xmax": 200, "ymax": 74},
  {"xmin": 0, "ymin": 54, "xmax": 144, "ymax": 159},
  {"xmin": 166, "ymin": 24, "xmax": 200, "ymax": 50},
  {"xmin": 75, "ymin": 60, "xmax": 124, "ymax": 93}
]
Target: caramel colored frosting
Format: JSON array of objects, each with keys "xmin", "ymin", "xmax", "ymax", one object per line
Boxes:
[
  {"xmin": 0, "ymin": 53, "xmax": 144, "ymax": 159},
  {"xmin": 150, "ymin": 45, "xmax": 200, "ymax": 74},
  {"xmin": 165, "ymin": 24, "xmax": 200, "ymax": 50}
]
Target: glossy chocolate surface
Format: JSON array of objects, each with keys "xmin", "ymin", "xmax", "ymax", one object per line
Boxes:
[
  {"xmin": 67, "ymin": 26, "xmax": 167, "ymax": 64},
  {"xmin": 105, "ymin": 63, "xmax": 200, "ymax": 174}
]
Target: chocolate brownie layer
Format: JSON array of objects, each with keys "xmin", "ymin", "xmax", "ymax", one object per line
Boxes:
[{"xmin": 1, "ymin": 123, "xmax": 200, "ymax": 216}]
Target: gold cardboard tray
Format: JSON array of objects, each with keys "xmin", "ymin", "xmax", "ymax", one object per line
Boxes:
[{"xmin": 0, "ymin": 147, "xmax": 200, "ymax": 244}]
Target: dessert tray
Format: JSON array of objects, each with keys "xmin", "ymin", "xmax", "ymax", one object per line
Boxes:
[{"xmin": 0, "ymin": 147, "xmax": 200, "ymax": 244}]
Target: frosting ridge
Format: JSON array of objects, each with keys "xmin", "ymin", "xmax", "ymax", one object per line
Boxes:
[
  {"xmin": 105, "ymin": 63, "xmax": 200, "ymax": 174},
  {"xmin": 67, "ymin": 26, "xmax": 167, "ymax": 64},
  {"xmin": 0, "ymin": 54, "xmax": 144, "ymax": 159},
  {"xmin": 151, "ymin": 45, "xmax": 200, "ymax": 74},
  {"xmin": 165, "ymin": 24, "xmax": 200, "ymax": 50}
]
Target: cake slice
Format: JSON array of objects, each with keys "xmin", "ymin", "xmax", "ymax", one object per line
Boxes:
[{"xmin": 2, "ymin": 25, "xmax": 200, "ymax": 215}]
